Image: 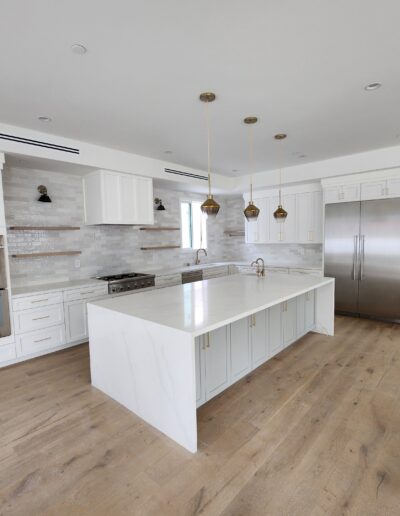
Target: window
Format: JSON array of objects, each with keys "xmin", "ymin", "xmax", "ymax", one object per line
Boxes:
[{"xmin": 180, "ymin": 201, "xmax": 207, "ymax": 249}]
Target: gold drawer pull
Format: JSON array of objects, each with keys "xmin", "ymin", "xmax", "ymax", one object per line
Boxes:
[
  {"xmin": 34, "ymin": 336, "xmax": 51, "ymax": 343},
  {"xmin": 32, "ymin": 315, "xmax": 50, "ymax": 321},
  {"xmin": 31, "ymin": 299, "xmax": 49, "ymax": 303}
]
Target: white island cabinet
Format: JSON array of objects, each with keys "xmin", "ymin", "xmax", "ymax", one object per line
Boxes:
[{"xmin": 88, "ymin": 273, "xmax": 334, "ymax": 453}]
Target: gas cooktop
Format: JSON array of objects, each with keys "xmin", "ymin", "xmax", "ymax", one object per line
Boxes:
[{"xmin": 96, "ymin": 272, "xmax": 155, "ymax": 294}]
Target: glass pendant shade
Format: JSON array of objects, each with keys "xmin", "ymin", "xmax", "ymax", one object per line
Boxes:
[
  {"xmin": 244, "ymin": 201, "xmax": 260, "ymax": 221},
  {"xmin": 201, "ymin": 194, "xmax": 220, "ymax": 217},
  {"xmin": 273, "ymin": 204, "xmax": 288, "ymax": 223}
]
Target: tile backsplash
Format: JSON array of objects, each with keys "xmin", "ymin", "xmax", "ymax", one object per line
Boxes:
[{"xmin": 3, "ymin": 166, "xmax": 322, "ymax": 288}]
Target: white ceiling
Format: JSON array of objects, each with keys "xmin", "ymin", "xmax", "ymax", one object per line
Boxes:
[{"xmin": 1, "ymin": 0, "xmax": 400, "ymax": 177}]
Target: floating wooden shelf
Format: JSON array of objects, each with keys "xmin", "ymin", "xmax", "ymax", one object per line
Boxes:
[
  {"xmin": 139, "ymin": 227, "xmax": 180, "ymax": 231},
  {"xmin": 11, "ymin": 251, "xmax": 82, "ymax": 258},
  {"xmin": 140, "ymin": 246, "xmax": 181, "ymax": 250},
  {"xmin": 9, "ymin": 226, "xmax": 80, "ymax": 231},
  {"xmin": 224, "ymin": 229, "xmax": 245, "ymax": 237}
]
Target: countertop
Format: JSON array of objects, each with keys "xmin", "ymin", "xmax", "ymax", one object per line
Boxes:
[
  {"xmin": 12, "ymin": 278, "xmax": 105, "ymax": 297},
  {"xmin": 89, "ymin": 273, "xmax": 334, "ymax": 337},
  {"xmin": 11, "ymin": 262, "xmax": 322, "ymax": 297}
]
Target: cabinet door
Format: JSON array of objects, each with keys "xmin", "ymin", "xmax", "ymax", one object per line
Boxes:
[
  {"xmin": 195, "ymin": 337, "xmax": 206, "ymax": 407},
  {"xmin": 324, "ymin": 184, "xmax": 360, "ymax": 204},
  {"xmin": 230, "ymin": 318, "xmax": 251, "ymax": 382},
  {"xmin": 268, "ymin": 304, "xmax": 282, "ymax": 357},
  {"xmin": 269, "ymin": 194, "xmax": 296, "ymax": 242},
  {"xmin": 387, "ymin": 178, "xmax": 400, "ymax": 198},
  {"xmin": 245, "ymin": 218, "xmax": 259, "ymax": 243},
  {"xmin": 361, "ymin": 181, "xmax": 386, "ymax": 201},
  {"xmin": 251, "ymin": 309, "xmax": 269, "ymax": 368},
  {"xmin": 102, "ymin": 171, "xmax": 122, "ymax": 223},
  {"xmin": 311, "ymin": 191, "xmax": 323, "ymax": 243},
  {"xmin": 305, "ymin": 290, "xmax": 315, "ymax": 331},
  {"xmin": 134, "ymin": 177, "xmax": 154, "ymax": 224},
  {"xmin": 205, "ymin": 326, "xmax": 230, "ymax": 400},
  {"xmin": 282, "ymin": 298, "xmax": 297, "ymax": 347},
  {"xmin": 65, "ymin": 300, "xmax": 88, "ymax": 343},
  {"xmin": 296, "ymin": 192, "xmax": 312, "ymax": 243},
  {"xmin": 343, "ymin": 184, "xmax": 361, "ymax": 202},
  {"xmin": 296, "ymin": 294, "xmax": 306, "ymax": 337}
]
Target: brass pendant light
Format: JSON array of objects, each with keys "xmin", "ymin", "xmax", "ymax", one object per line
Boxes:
[
  {"xmin": 243, "ymin": 116, "xmax": 260, "ymax": 221},
  {"xmin": 273, "ymin": 133, "xmax": 288, "ymax": 223},
  {"xmin": 199, "ymin": 92, "xmax": 220, "ymax": 218}
]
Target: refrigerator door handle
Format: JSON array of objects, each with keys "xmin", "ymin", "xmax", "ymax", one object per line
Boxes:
[
  {"xmin": 359, "ymin": 235, "xmax": 365, "ymax": 280},
  {"xmin": 352, "ymin": 235, "xmax": 359, "ymax": 280}
]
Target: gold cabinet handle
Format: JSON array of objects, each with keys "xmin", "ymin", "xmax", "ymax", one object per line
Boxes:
[
  {"xmin": 253, "ymin": 314, "xmax": 256, "ymax": 326},
  {"xmin": 32, "ymin": 315, "xmax": 50, "ymax": 321},
  {"xmin": 206, "ymin": 333, "xmax": 210, "ymax": 348}
]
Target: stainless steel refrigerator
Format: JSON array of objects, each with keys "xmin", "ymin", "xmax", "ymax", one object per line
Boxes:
[{"xmin": 324, "ymin": 198, "xmax": 400, "ymax": 322}]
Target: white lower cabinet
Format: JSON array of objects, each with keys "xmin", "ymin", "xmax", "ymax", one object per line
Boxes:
[
  {"xmin": 268, "ymin": 303, "xmax": 283, "ymax": 357},
  {"xmin": 196, "ymin": 292, "xmax": 315, "ymax": 408},
  {"xmin": 230, "ymin": 317, "xmax": 251, "ymax": 382},
  {"xmin": 204, "ymin": 326, "xmax": 230, "ymax": 400},
  {"xmin": 251, "ymin": 310, "xmax": 268, "ymax": 368},
  {"xmin": 17, "ymin": 325, "xmax": 65, "ymax": 356},
  {"xmin": 65, "ymin": 300, "xmax": 88, "ymax": 343},
  {"xmin": 282, "ymin": 298, "xmax": 297, "ymax": 347}
]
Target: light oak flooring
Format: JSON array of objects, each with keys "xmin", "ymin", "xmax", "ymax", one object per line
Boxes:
[{"xmin": 1, "ymin": 315, "xmax": 400, "ymax": 515}]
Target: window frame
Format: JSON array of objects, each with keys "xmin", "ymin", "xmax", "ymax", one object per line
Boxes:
[{"xmin": 180, "ymin": 199, "xmax": 207, "ymax": 250}]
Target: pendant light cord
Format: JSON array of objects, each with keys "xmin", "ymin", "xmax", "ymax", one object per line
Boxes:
[
  {"xmin": 205, "ymin": 101, "xmax": 212, "ymax": 197},
  {"xmin": 248, "ymin": 124, "xmax": 253, "ymax": 202},
  {"xmin": 278, "ymin": 140, "xmax": 283, "ymax": 205}
]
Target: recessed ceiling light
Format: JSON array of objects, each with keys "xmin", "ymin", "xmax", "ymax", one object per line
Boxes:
[
  {"xmin": 37, "ymin": 116, "xmax": 52, "ymax": 122},
  {"xmin": 364, "ymin": 82, "xmax": 382, "ymax": 91},
  {"xmin": 164, "ymin": 150, "xmax": 172, "ymax": 155},
  {"xmin": 71, "ymin": 44, "xmax": 87, "ymax": 55},
  {"xmin": 298, "ymin": 154, "xmax": 307, "ymax": 159}
]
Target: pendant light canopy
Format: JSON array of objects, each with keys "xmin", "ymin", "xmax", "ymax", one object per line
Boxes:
[
  {"xmin": 273, "ymin": 133, "xmax": 288, "ymax": 223},
  {"xmin": 243, "ymin": 116, "xmax": 260, "ymax": 221},
  {"xmin": 199, "ymin": 92, "xmax": 220, "ymax": 218}
]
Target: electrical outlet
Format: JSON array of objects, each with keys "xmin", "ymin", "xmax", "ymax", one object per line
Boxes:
[{"xmin": 74, "ymin": 259, "xmax": 81, "ymax": 269}]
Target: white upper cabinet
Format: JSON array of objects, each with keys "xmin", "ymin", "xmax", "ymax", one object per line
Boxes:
[
  {"xmin": 296, "ymin": 191, "xmax": 323, "ymax": 243},
  {"xmin": 324, "ymin": 184, "xmax": 360, "ymax": 204},
  {"xmin": 83, "ymin": 170, "xmax": 154, "ymax": 225},
  {"xmin": 244, "ymin": 184, "xmax": 321, "ymax": 244},
  {"xmin": 323, "ymin": 171, "xmax": 400, "ymax": 204}
]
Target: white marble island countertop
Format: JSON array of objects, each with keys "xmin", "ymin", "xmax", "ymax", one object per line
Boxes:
[{"xmin": 90, "ymin": 273, "xmax": 334, "ymax": 337}]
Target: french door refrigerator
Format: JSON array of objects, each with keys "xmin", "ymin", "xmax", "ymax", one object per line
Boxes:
[{"xmin": 324, "ymin": 198, "xmax": 400, "ymax": 322}]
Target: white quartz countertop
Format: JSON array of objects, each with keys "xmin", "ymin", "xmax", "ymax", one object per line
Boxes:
[
  {"xmin": 90, "ymin": 273, "xmax": 334, "ymax": 337},
  {"xmin": 11, "ymin": 262, "xmax": 322, "ymax": 297},
  {"xmin": 12, "ymin": 278, "xmax": 105, "ymax": 297}
]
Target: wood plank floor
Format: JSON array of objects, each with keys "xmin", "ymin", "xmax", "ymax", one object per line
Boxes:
[{"xmin": 0, "ymin": 315, "xmax": 399, "ymax": 515}]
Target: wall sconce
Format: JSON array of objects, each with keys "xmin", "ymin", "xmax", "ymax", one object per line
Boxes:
[
  {"xmin": 154, "ymin": 198, "xmax": 166, "ymax": 211},
  {"xmin": 37, "ymin": 185, "xmax": 52, "ymax": 203}
]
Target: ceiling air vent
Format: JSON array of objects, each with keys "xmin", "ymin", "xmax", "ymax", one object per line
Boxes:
[
  {"xmin": 0, "ymin": 133, "xmax": 80, "ymax": 154},
  {"xmin": 164, "ymin": 168, "xmax": 207, "ymax": 181}
]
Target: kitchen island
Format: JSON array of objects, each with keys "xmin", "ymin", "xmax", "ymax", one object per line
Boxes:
[{"xmin": 88, "ymin": 273, "xmax": 334, "ymax": 452}]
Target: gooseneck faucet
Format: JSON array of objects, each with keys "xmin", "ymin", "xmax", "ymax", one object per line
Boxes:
[
  {"xmin": 195, "ymin": 248, "xmax": 207, "ymax": 265},
  {"xmin": 251, "ymin": 257, "xmax": 265, "ymax": 277}
]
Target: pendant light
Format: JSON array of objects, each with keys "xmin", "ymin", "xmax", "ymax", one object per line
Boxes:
[
  {"xmin": 243, "ymin": 117, "xmax": 260, "ymax": 221},
  {"xmin": 273, "ymin": 133, "xmax": 288, "ymax": 223},
  {"xmin": 199, "ymin": 92, "xmax": 220, "ymax": 218}
]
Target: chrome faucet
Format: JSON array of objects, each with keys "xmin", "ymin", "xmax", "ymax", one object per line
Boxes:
[
  {"xmin": 195, "ymin": 248, "xmax": 207, "ymax": 265},
  {"xmin": 251, "ymin": 257, "xmax": 265, "ymax": 277}
]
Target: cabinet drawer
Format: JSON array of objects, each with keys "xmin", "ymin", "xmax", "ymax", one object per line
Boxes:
[
  {"xmin": 16, "ymin": 325, "xmax": 65, "ymax": 357},
  {"xmin": 155, "ymin": 274, "xmax": 181, "ymax": 288},
  {"xmin": 12, "ymin": 291, "xmax": 63, "ymax": 311},
  {"xmin": 14, "ymin": 304, "xmax": 64, "ymax": 334},
  {"xmin": 63, "ymin": 285, "xmax": 108, "ymax": 302}
]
